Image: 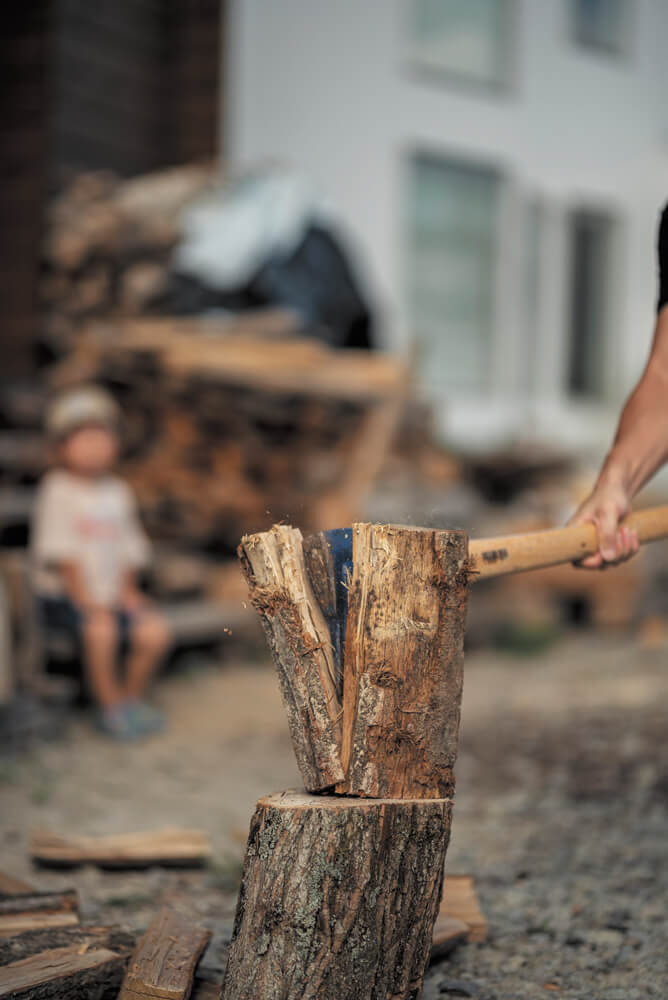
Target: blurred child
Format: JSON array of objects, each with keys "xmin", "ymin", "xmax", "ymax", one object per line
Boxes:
[{"xmin": 31, "ymin": 386, "xmax": 170, "ymax": 740}]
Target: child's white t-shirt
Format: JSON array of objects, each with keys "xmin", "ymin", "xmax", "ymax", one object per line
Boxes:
[{"xmin": 31, "ymin": 469, "xmax": 150, "ymax": 606}]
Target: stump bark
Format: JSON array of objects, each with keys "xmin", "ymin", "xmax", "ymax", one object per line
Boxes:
[
  {"xmin": 221, "ymin": 790, "xmax": 452, "ymax": 1000},
  {"xmin": 338, "ymin": 523, "xmax": 469, "ymax": 798}
]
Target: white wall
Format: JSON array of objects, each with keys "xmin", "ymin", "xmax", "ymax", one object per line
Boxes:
[{"xmin": 224, "ymin": 0, "xmax": 668, "ymax": 451}]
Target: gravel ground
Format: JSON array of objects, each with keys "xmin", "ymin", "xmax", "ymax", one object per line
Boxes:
[{"xmin": 1, "ymin": 632, "xmax": 667, "ymax": 999}]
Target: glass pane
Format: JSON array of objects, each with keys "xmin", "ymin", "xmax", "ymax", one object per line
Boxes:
[
  {"xmin": 411, "ymin": 0, "xmax": 511, "ymax": 87},
  {"xmin": 408, "ymin": 155, "xmax": 500, "ymax": 395},
  {"xmin": 571, "ymin": 0, "xmax": 625, "ymax": 54},
  {"xmin": 567, "ymin": 209, "xmax": 615, "ymax": 398}
]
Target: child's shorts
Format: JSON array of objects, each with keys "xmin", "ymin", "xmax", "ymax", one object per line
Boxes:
[{"xmin": 38, "ymin": 595, "xmax": 133, "ymax": 649}]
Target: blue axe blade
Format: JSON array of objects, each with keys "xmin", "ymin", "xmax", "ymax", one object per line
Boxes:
[{"xmin": 322, "ymin": 527, "xmax": 353, "ymax": 695}]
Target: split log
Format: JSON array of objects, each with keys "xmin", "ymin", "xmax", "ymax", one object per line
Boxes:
[
  {"xmin": 221, "ymin": 790, "xmax": 452, "ymax": 1000},
  {"xmin": 0, "ymin": 925, "xmax": 135, "ymax": 966},
  {"xmin": 29, "ymin": 828, "xmax": 211, "ymax": 869},
  {"xmin": 439, "ymin": 874, "xmax": 488, "ymax": 944},
  {"xmin": 0, "ymin": 890, "xmax": 79, "ymax": 938},
  {"xmin": 0, "ymin": 944, "xmax": 125, "ymax": 1000},
  {"xmin": 239, "ymin": 526, "xmax": 344, "ymax": 791},
  {"xmin": 119, "ymin": 906, "xmax": 210, "ymax": 1000},
  {"xmin": 0, "ymin": 872, "xmax": 33, "ymax": 896},
  {"xmin": 338, "ymin": 523, "xmax": 470, "ymax": 798}
]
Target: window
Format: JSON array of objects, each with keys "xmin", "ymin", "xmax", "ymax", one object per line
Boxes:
[
  {"xmin": 408, "ymin": 154, "xmax": 501, "ymax": 395},
  {"xmin": 408, "ymin": 0, "xmax": 514, "ymax": 89},
  {"xmin": 571, "ymin": 0, "xmax": 627, "ymax": 56},
  {"xmin": 566, "ymin": 209, "xmax": 617, "ymax": 399}
]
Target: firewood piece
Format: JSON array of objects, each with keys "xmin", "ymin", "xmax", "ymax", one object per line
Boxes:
[
  {"xmin": 0, "ymin": 925, "xmax": 135, "ymax": 966},
  {"xmin": 222, "ymin": 789, "xmax": 452, "ymax": 1000},
  {"xmin": 440, "ymin": 874, "xmax": 489, "ymax": 943},
  {"xmin": 0, "ymin": 944, "xmax": 125, "ymax": 999},
  {"xmin": 239, "ymin": 525, "xmax": 344, "ymax": 791},
  {"xmin": 338, "ymin": 523, "xmax": 470, "ymax": 799},
  {"xmin": 430, "ymin": 915, "xmax": 470, "ymax": 960},
  {"xmin": 0, "ymin": 890, "xmax": 79, "ymax": 938},
  {"xmin": 191, "ymin": 981, "xmax": 221, "ymax": 1000},
  {"xmin": 0, "ymin": 872, "xmax": 33, "ymax": 896},
  {"xmin": 29, "ymin": 829, "xmax": 210, "ymax": 869},
  {"xmin": 119, "ymin": 906, "xmax": 210, "ymax": 1000}
]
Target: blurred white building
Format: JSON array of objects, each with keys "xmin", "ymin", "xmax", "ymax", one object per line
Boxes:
[{"xmin": 224, "ymin": 0, "xmax": 668, "ymax": 453}]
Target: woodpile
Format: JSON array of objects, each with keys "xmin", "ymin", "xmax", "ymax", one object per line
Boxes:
[
  {"xmin": 50, "ymin": 320, "xmax": 408, "ymax": 551},
  {"xmin": 39, "ymin": 165, "xmax": 215, "ymax": 357},
  {"xmin": 0, "ymin": 880, "xmax": 136, "ymax": 1000}
]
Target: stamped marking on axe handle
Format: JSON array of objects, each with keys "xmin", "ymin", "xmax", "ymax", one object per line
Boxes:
[{"xmin": 480, "ymin": 547, "xmax": 509, "ymax": 564}]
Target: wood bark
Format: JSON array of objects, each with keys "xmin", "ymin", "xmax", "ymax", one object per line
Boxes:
[
  {"xmin": 239, "ymin": 526, "xmax": 344, "ymax": 791},
  {"xmin": 0, "ymin": 925, "xmax": 135, "ymax": 967},
  {"xmin": 0, "ymin": 944, "xmax": 126, "ymax": 1000},
  {"xmin": 29, "ymin": 828, "xmax": 210, "ymax": 869},
  {"xmin": 221, "ymin": 790, "xmax": 452, "ymax": 1000},
  {"xmin": 338, "ymin": 523, "xmax": 470, "ymax": 799},
  {"xmin": 119, "ymin": 905, "xmax": 210, "ymax": 1000},
  {"xmin": 0, "ymin": 890, "xmax": 79, "ymax": 938}
]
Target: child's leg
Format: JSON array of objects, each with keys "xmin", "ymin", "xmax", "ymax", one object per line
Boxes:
[
  {"xmin": 124, "ymin": 610, "xmax": 170, "ymax": 701},
  {"xmin": 81, "ymin": 608, "xmax": 124, "ymax": 708}
]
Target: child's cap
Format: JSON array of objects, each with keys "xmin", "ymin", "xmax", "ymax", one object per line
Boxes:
[{"xmin": 46, "ymin": 385, "xmax": 120, "ymax": 440}]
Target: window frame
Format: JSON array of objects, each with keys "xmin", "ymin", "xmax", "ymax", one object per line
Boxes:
[
  {"xmin": 403, "ymin": 147, "xmax": 515, "ymax": 404},
  {"xmin": 404, "ymin": 0, "xmax": 519, "ymax": 95},
  {"xmin": 569, "ymin": 0, "xmax": 633, "ymax": 60}
]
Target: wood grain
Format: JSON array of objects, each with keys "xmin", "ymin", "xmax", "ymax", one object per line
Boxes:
[
  {"xmin": 29, "ymin": 828, "xmax": 210, "ymax": 869},
  {"xmin": 119, "ymin": 906, "xmax": 210, "ymax": 1000},
  {"xmin": 0, "ymin": 890, "xmax": 79, "ymax": 938},
  {"xmin": 338, "ymin": 523, "xmax": 470, "ymax": 798},
  {"xmin": 239, "ymin": 525, "xmax": 344, "ymax": 791}
]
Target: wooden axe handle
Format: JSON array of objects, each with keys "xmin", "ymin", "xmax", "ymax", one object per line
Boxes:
[{"xmin": 468, "ymin": 504, "xmax": 668, "ymax": 580}]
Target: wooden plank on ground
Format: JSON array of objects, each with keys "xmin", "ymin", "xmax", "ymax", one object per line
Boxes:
[
  {"xmin": 0, "ymin": 944, "xmax": 125, "ymax": 999},
  {"xmin": 430, "ymin": 915, "xmax": 470, "ymax": 960},
  {"xmin": 29, "ymin": 829, "xmax": 211, "ymax": 869},
  {"xmin": 0, "ymin": 890, "xmax": 79, "ymax": 938},
  {"xmin": 119, "ymin": 906, "xmax": 210, "ymax": 1000},
  {"xmin": 440, "ymin": 875, "xmax": 489, "ymax": 943},
  {"xmin": 0, "ymin": 871, "xmax": 33, "ymax": 895}
]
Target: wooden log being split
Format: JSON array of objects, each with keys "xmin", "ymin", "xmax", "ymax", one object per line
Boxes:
[
  {"xmin": 0, "ymin": 890, "xmax": 79, "ymax": 938},
  {"xmin": 239, "ymin": 526, "xmax": 344, "ymax": 791},
  {"xmin": 221, "ymin": 790, "xmax": 452, "ymax": 1000},
  {"xmin": 119, "ymin": 906, "xmax": 211, "ymax": 1000},
  {"xmin": 338, "ymin": 524, "xmax": 469, "ymax": 798},
  {"xmin": 0, "ymin": 944, "xmax": 125, "ymax": 1000},
  {"xmin": 29, "ymin": 828, "xmax": 211, "ymax": 869}
]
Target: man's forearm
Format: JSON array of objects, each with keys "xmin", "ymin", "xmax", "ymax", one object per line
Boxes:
[
  {"xmin": 596, "ymin": 312, "xmax": 668, "ymax": 499},
  {"xmin": 598, "ymin": 369, "xmax": 668, "ymax": 498}
]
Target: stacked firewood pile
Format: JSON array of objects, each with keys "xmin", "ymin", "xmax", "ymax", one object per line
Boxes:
[
  {"xmin": 39, "ymin": 164, "xmax": 215, "ymax": 357},
  {"xmin": 50, "ymin": 319, "xmax": 408, "ymax": 553}
]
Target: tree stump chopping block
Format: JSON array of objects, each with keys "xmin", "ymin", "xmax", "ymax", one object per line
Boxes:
[{"xmin": 221, "ymin": 790, "xmax": 452, "ymax": 1000}]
